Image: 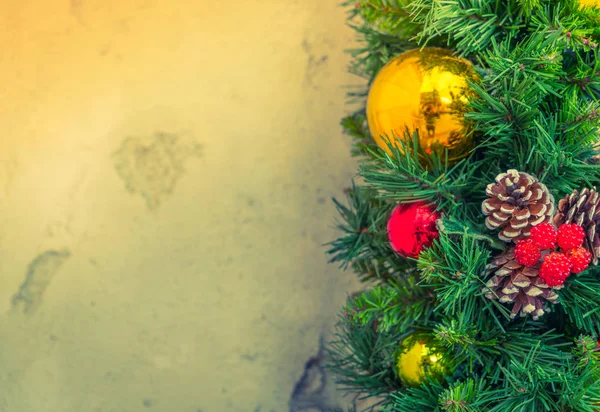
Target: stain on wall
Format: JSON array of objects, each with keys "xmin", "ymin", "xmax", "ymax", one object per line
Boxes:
[
  {"xmin": 112, "ymin": 132, "xmax": 202, "ymax": 210},
  {"xmin": 11, "ymin": 250, "xmax": 71, "ymax": 314}
]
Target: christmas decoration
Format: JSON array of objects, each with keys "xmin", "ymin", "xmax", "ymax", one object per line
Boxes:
[
  {"xmin": 553, "ymin": 188, "xmax": 600, "ymax": 265},
  {"xmin": 484, "ymin": 248, "xmax": 558, "ymax": 319},
  {"xmin": 395, "ymin": 332, "xmax": 450, "ymax": 387},
  {"xmin": 566, "ymin": 247, "xmax": 593, "ymax": 274},
  {"xmin": 539, "ymin": 252, "xmax": 573, "ymax": 287},
  {"xmin": 366, "ymin": 47, "xmax": 477, "ymax": 164},
  {"xmin": 482, "ymin": 170, "xmax": 556, "ymax": 243},
  {"xmin": 387, "ymin": 202, "xmax": 440, "ymax": 258},
  {"xmin": 557, "ymin": 224, "xmax": 585, "ymax": 250},
  {"xmin": 581, "ymin": 0, "xmax": 600, "ymax": 7},
  {"xmin": 514, "ymin": 240, "xmax": 542, "ymax": 267},
  {"xmin": 529, "ymin": 222, "xmax": 558, "ymax": 250},
  {"xmin": 327, "ymin": 2, "xmax": 600, "ymax": 408}
]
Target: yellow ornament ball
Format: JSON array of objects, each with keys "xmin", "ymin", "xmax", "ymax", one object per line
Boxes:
[
  {"xmin": 396, "ymin": 332, "xmax": 450, "ymax": 387},
  {"xmin": 580, "ymin": 0, "xmax": 600, "ymax": 7},
  {"xmin": 366, "ymin": 48, "xmax": 478, "ymax": 164}
]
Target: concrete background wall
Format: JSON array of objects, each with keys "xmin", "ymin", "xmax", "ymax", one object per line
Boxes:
[{"xmin": 0, "ymin": 1, "xmax": 364, "ymax": 411}]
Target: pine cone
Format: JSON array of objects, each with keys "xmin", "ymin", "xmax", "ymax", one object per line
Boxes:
[
  {"xmin": 482, "ymin": 170, "xmax": 555, "ymax": 243},
  {"xmin": 553, "ymin": 188, "xmax": 600, "ymax": 265},
  {"xmin": 483, "ymin": 249, "xmax": 559, "ymax": 320}
]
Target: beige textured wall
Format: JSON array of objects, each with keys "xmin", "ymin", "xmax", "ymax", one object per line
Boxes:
[{"xmin": 0, "ymin": 1, "xmax": 363, "ymax": 411}]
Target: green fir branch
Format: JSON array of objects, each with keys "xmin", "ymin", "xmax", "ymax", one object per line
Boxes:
[
  {"xmin": 492, "ymin": 327, "xmax": 572, "ymax": 383},
  {"xmin": 488, "ymin": 344, "xmax": 567, "ymax": 411},
  {"xmin": 530, "ymin": 2, "xmax": 597, "ymax": 56},
  {"xmin": 562, "ymin": 47, "xmax": 600, "ymax": 101},
  {"xmin": 326, "ymin": 182, "xmax": 401, "ymax": 276},
  {"xmin": 351, "ymin": 0, "xmax": 421, "ymax": 37},
  {"xmin": 350, "ymin": 258, "xmax": 411, "ymax": 284},
  {"xmin": 359, "ymin": 133, "xmax": 480, "ymax": 216},
  {"xmin": 488, "ymin": 336, "xmax": 600, "ymax": 411},
  {"xmin": 436, "ymin": 216, "xmax": 506, "ymax": 251},
  {"xmin": 341, "ymin": 109, "xmax": 381, "ymax": 158},
  {"xmin": 581, "ymin": 1, "xmax": 600, "ymax": 42},
  {"xmin": 408, "ymin": 0, "xmax": 518, "ymax": 56},
  {"xmin": 384, "ymin": 381, "xmax": 444, "ymax": 411},
  {"xmin": 556, "ymin": 271, "xmax": 600, "ymax": 337},
  {"xmin": 325, "ymin": 316, "xmax": 406, "ymax": 400},
  {"xmin": 345, "ymin": 23, "xmax": 419, "ymax": 86},
  {"xmin": 417, "ymin": 229, "xmax": 496, "ymax": 331},
  {"xmin": 516, "ymin": 0, "xmax": 542, "ymax": 17},
  {"xmin": 434, "ymin": 319, "xmax": 500, "ymax": 372},
  {"xmin": 436, "ymin": 379, "xmax": 499, "ymax": 412},
  {"xmin": 386, "ymin": 378, "xmax": 502, "ymax": 411},
  {"xmin": 347, "ymin": 276, "xmax": 436, "ymax": 333}
]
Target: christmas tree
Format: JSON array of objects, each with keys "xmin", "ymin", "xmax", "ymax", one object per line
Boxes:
[{"xmin": 326, "ymin": 0, "xmax": 600, "ymax": 410}]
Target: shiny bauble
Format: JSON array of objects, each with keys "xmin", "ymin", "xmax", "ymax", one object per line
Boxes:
[
  {"xmin": 387, "ymin": 202, "xmax": 440, "ymax": 258},
  {"xmin": 580, "ymin": 0, "xmax": 600, "ymax": 7},
  {"xmin": 396, "ymin": 332, "xmax": 450, "ymax": 387},
  {"xmin": 366, "ymin": 48, "xmax": 478, "ymax": 165}
]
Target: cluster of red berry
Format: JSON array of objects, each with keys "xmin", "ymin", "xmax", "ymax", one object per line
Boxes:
[{"xmin": 514, "ymin": 223, "xmax": 592, "ymax": 287}]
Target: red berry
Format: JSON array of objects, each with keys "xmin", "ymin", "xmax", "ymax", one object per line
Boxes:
[
  {"xmin": 514, "ymin": 239, "xmax": 542, "ymax": 267},
  {"xmin": 557, "ymin": 224, "xmax": 586, "ymax": 250},
  {"xmin": 539, "ymin": 252, "xmax": 573, "ymax": 287},
  {"xmin": 566, "ymin": 247, "xmax": 592, "ymax": 274},
  {"xmin": 529, "ymin": 223, "xmax": 557, "ymax": 250}
]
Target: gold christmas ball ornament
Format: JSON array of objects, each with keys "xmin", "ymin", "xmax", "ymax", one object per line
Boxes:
[
  {"xmin": 580, "ymin": 0, "xmax": 600, "ymax": 7},
  {"xmin": 366, "ymin": 48, "xmax": 478, "ymax": 164},
  {"xmin": 395, "ymin": 332, "xmax": 450, "ymax": 387}
]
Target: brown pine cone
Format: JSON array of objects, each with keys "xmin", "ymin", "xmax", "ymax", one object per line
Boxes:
[
  {"xmin": 482, "ymin": 170, "xmax": 555, "ymax": 243},
  {"xmin": 553, "ymin": 188, "xmax": 600, "ymax": 265},
  {"xmin": 483, "ymin": 249, "xmax": 559, "ymax": 320}
]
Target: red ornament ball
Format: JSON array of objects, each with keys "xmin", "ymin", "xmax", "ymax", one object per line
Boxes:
[
  {"xmin": 387, "ymin": 202, "xmax": 440, "ymax": 258},
  {"xmin": 529, "ymin": 223, "xmax": 558, "ymax": 250},
  {"xmin": 514, "ymin": 239, "xmax": 542, "ymax": 267},
  {"xmin": 539, "ymin": 252, "xmax": 573, "ymax": 287},
  {"xmin": 557, "ymin": 224, "xmax": 586, "ymax": 250},
  {"xmin": 566, "ymin": 247, "xmax": 592, "ymax": 274}
]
